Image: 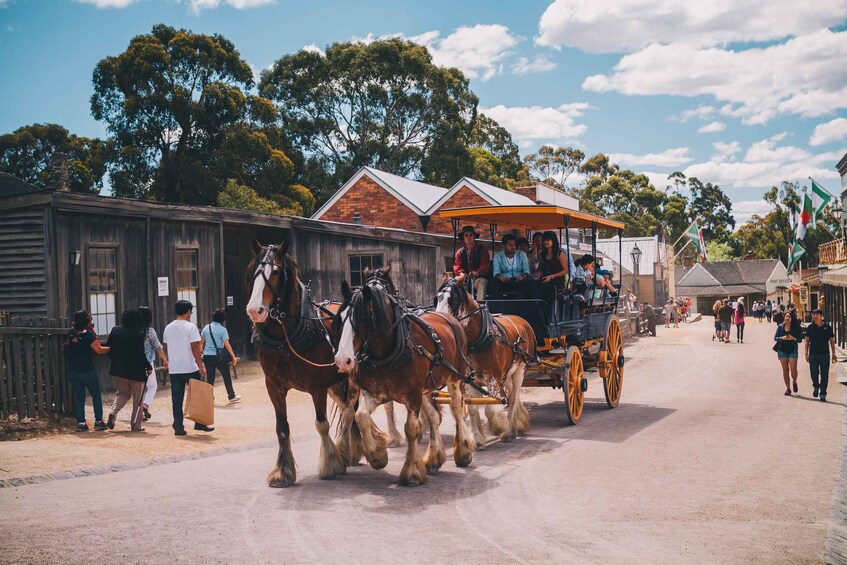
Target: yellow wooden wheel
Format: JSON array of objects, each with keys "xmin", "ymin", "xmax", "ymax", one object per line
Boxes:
[
  {"xmin": 603, "ymin": 316, "xmax": 624, "ymax": 408},
  {"xmin": 564, "ymin": 346, "xmax": 584, "ymax": 425}
]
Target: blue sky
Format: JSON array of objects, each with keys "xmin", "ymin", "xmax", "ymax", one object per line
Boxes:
[{"xmin": 2, "ymin": 0, "xmax": 847, "ymax": 223}]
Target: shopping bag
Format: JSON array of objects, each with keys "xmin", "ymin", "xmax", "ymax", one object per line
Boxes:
[{"xmin": 184, "ymin": 377, "xmax": 215, "ymax": 426}]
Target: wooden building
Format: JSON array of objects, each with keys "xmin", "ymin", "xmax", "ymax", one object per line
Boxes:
[{"xmin": 0, "ymin": 188, "xmax": 453, "ymax": 387}]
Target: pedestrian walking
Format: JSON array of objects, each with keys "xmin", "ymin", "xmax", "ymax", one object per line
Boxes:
[
  {"xmin": 163, "ymin": 300, "xmax": 211, "ymax": 436},
  {"xmin": 735, "ymin": 297, "xmax": 746, "ymax": 343},
  {"xmin": 718, "ymin": 299, "xmax": 734, "ymax": 343},
  {"xmin": 804, "ymin": 308, "xmax": 837, "ymax": 402},
  {"xmin": 642, "ymin": 302, "xmax": 657, "ymax": 336},
  {"xmin": 774, "ymin": 311, "xmax": 803, "ymax": 396},
  {"xmin": 105, "ymin": 309, "xmax": 152, "ymax": 431},
  {"xmin": 765, "ymin": 300, "xmax": 773, "ymax": 323},
  {"xmin": 139, "ymin": 306, "xmax": 168, "ymax": 422},
  {"xmin": 664, "ymin": 300, "xmax": 673, "ymax": 328},
  {"xmin": 773, "ymin": 305, "xmax": 785, "ymax": 325},
  {"xmin": 200, "ymin": 308, "xmax": 241, "ymax": 404},
  {"xmin": 712, "ymin": 299, "xmax": 722, "ymax": 341},
  {"xmin": 65, "ymin": 310, "xmax": 110, "ymax": 431}
]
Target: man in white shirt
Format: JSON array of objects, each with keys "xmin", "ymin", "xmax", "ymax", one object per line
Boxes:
[{"xmin": 163, "ymin": 300, "xmax": 211, "ymax": 435}]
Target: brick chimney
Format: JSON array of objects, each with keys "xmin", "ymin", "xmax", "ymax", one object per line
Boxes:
[
  {"xmin": 514, "ymin": 184, "xmax": 537, "ymax": 203},
  {"xmin": 49, "ymin": 152, "xmax": 70, "ymax": 192}
]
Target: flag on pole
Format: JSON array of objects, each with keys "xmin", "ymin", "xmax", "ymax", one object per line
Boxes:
[
  {"xmin": 810, "ymin": 179, "xmax": 833, "ymax": 226},
  {"xmin": 795, "ymin": 192, "xmax": 813, "ymax": 240},
  {"xmin": 787, "ymin": 240, "xmax": 805, "ymax": 272},
  {"xmin": 684, "ymin": 221, "xmax": 707, "ymax": 262}
]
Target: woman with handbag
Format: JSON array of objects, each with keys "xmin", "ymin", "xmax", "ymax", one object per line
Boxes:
[
  {"xmin": 200, "ymin": 308, "xmax": 240, "ymax": 403},
  {"xmin": 774, "ymin": 311, "xmax": 804, "ymax": 396}
]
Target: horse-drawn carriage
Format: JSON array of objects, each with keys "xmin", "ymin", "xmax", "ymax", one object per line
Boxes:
[{"xmin": 437, "ymin": 205, "xmax": 627, "ymax": 425}]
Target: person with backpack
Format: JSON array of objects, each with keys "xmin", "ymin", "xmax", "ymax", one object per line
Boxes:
[
  {"xmin": 66, "ymin": 310, "xmax": 110, "ymax": 432},
  {"xmin": 200, "ymin": 308, "xmax": 240, "ymax": 404},
  {"xmin": 765, "ymin": 300, "xmax": 773, "ymax": 323}
]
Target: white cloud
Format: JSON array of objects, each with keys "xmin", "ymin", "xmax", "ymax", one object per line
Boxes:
[
  {"xmin": 641, "ymin": 171, "xmax": 675, "ymax": 190},
  {"xmin": 697, "ymin": 121, "xmax": 726, "ymax": 133},
  {"xmin": 583, "ymin": 29, "xmax": 847, "ymax": 124},
  {"xmin": 610, "ymin": 147, "xmax": 692, "ymax": 168},
  {"xmin": 411, "ymin": 24, "xmax": 520, "ymax": 80},
  {"xmin": 302, "ymin": 43, "xmax": 325, "ymax": 57},
  {"xmin": 672, "ymin": 105, "xmax": 716, "ymax": 123},
  {"xmin": 732, "ymin": 200, "xmax": 773, "ymax": 223},
  {"xmin": 536, "ymin": 0, "xmax": 847, "ymax": 52},
  {"xmin": 681, "ymin": 134, "xmax": 844, "ymax": 190},
  {"xmin": 809, "ymin": 117, "xmax": 847, "ymax": 146},
  {"xmin": 75, "ymin": 0, "xmax": 135, "ymax": 7},
  {"xmin": 185, "ymin": 0, "xmax": 273, "ymax": 15},
  {"xmin": 480, "ymin": 102, "xmax": 589, "ymax": 145},
  {"xmin": 511, "ymin": 55, "xmax": 556, "ymax": 75}
]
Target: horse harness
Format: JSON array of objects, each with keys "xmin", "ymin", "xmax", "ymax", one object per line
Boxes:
[{"xmin": 460, "ymin": 303, "xmax": 539, "ymax": 367}]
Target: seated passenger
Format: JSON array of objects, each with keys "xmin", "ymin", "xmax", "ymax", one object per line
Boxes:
[
  {"xmin": 492, "ymin": 234, "xmax": 533, "ymax": 299},
  {"xmin": 538, "ymin": 231, "xmax": 570, "ymax": 311},
  {"xmin": 527, "ymin": 232, "xmax": 543, "ymax": 280},
  {"xmin": 453, "ymin": 225, "xmax": 491, "ymax": 301},
  {"xmin": 594, "ymin": 268, "xmax": 617, "ymax": 300}
]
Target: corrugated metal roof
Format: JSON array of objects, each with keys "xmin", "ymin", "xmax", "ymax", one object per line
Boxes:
[
  {"xmin": 678, "ymin": 260, "xmax": 781, "ymax": 287},
  {"xmin": 365, "ymin": 167, "xmax": 448, "ymax": 214},
  {"xmin": 675, "ymin": 283, "xmax": 764, "ymax": 297},
  {"xmin": 460, "ymin": 177, "xmax": 535, "ymax": 206},
  {"xmin": 596, "ymin": 236, "xmax": 661, "ymax": 276},
  {"xmin": 0, "ymin": 172, "xmax": 41, "ymax": 198}
]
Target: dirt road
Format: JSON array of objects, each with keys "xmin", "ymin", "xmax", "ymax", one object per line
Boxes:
[{"xmin": 0, "ymin": 319, "xmax": 842, "ymax": 564}]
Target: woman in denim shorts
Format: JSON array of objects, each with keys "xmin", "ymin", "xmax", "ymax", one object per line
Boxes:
[{"xmin": 774, "ymin": 311, "xmax": 804, "ymax": 395}]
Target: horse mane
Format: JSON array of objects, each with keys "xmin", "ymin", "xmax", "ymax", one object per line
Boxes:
[
  {"xmin": 348, "ymin": 282, "xmax": 393, "ymax": 334},
  {"xmin": 437, "ymin": 278, "xmax": 469, "ymax": 316}
]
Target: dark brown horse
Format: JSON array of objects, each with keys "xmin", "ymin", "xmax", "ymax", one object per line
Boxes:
[
  {"xmin": 334, "ymin": 277, "xmax": 475, "ymax": 486},
  {"xmin": 435, "ymin": 278, "xmax": 535, "ymax": 444},
  {"xmin": 246, "ymin": 241, "xmax": 359, "ymax": 487}
]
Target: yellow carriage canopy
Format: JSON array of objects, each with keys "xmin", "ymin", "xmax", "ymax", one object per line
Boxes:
[{"xmin": 438, "ymin": 205, "xmax": 625, "ymax": 231}]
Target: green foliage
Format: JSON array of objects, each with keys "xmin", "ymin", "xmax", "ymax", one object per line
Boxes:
[
  {"xmin": 259, "ymin": 38, "xmax": 479, "ymax": 194},
  {"xmin": 0, "ymin": 123, "xmax": 112, "ymax": 193},
  {"xmin": 705, "ymin": 240, "xmax": 737, "ymax": 261},
  {"xmin": 735, "ymin": 181, "xmax": 839, "ymax": 265},
  {"xmin": 217, "ymin": 179, "xmax": 281, "ymax": 214},
  {"xmin": 469, "ymin": 115, "xmax": 521, "ymax": 180},
  {"xmin": 525, "ymin": 145, "xmax": 585, "ymax": 189}
]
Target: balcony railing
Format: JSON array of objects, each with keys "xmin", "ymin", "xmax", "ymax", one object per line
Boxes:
[{"xmin": 820, "ymin": 238, "xmax": 847, "ymax": 265}]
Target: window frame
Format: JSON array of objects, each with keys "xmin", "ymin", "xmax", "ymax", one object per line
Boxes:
[
  {"xmin": 84, "ymin": 243, "xmax": 120, "ymax": 338},
  {"xmin": 174, "ymin": 245, "xmax": 200, "ymax": 325},
  {"xmin": 347, "ymin": 251, "xmax": 385, "ymax": 289}
]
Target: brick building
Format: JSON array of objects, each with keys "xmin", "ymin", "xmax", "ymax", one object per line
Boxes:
[{"xmin": 311, "ymin": 166, "xmax": 536, "ymax": 236}]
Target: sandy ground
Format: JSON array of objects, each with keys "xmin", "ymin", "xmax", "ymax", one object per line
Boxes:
[{"xmin": 0, "ymin": 318, "xmax": 842, "ymax": 564}]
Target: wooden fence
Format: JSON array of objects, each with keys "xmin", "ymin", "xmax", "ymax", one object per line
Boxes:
[{"xmin": 0, "ymin": 313, "xmax": 72, "ymax": 419}]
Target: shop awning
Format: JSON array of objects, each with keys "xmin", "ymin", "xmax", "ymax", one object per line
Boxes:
[{"xmin": 821, "ymin": 265, "xmax": 847, "ymax": 287}]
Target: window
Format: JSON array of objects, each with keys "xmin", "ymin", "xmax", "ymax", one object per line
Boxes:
[
  {"xmin": 176, "ymin": 248, "xmax": 199, "ymax": 325},
  {"xmin": 349, "ymin": 253, "xmax": 383, "ymax": 288},
  {"xmin": 352, "ymin": 213, "xmax": 362, "ymax": 225},
  {"xmin": 87, "ymin": 247, "xmax": 118, "ymax": 335}
]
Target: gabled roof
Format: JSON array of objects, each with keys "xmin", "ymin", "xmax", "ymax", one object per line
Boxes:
[
  {"xmin": 426, "ymin": 177, "xmax": 534, "ymax": 213},
  {"xmin": 312, "ymin": 166, "xmax": 448, "ymax": 219},
  {"xmin": 676, "ymin": 259, "xmax": 782, "ymax": 289},
  {"xmin": 0, "ymin": 172, "xmax": 42, "ymax": 198},
  {"xmin": 597, "ymin": 236, "xmax": 661, "ymax": 276}
]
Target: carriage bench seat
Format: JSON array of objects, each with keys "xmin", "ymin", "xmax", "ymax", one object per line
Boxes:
[{"xmin": 485, "ymin": 299, "xmax": 550, "ymax": 344}]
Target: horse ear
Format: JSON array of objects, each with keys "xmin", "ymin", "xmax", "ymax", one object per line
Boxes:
[
  {"xmin": 277, "ymin": 241, "xmax": 289, "ymax": 256},
  {"xmin": 362, "ymin": 266, "xmax": 371, "ymax": 278},
  {"xmin": 252, "ymin": 239, "xmax": 263, "ymax": 254},
  {"xmin": 382, "ymin": 262, "xmax": 391, "ymax": 274},
  {"xmin": 341, "ymin": 280, "xmax": 352, "ymax": 301}
]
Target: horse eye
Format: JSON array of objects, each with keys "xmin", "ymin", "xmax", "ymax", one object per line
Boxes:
[{"xmin": 270, "ymin": 269, "xmax": 280, "ymax": 276}]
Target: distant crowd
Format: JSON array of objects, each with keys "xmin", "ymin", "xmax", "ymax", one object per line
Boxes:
[{"xmin": 64, "ymin": 301, "xmax": 239, "ymax": 433}]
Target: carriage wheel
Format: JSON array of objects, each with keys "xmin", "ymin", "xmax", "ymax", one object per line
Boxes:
[
  {"xmin": 564, "ymin": 346, "xmax": 584, "ymax": 425},
  {"xmin": 603, "ymin": 316, "xmax": 624, "ymax": 408}
]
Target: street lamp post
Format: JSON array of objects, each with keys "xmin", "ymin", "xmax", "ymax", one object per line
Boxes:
[{"xmin": 630, "ymin": 243, "xmax": 642, "ymax": 300}]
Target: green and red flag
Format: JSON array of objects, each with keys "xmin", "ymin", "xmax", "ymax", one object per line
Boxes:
[
  {"xmin": 810, "ymin": 179, "xmax": 833, "ymax": 226},
  {"xmin": 795, "ymin": 192, "xmax": 813, "ymax": 240},
  {"xmin": 787, "ymin": 239, "xmax": 805, "ymax": 272},
  {"xmin": 684, "ymin": 221, "xmax": 707, "ymax": 262}
]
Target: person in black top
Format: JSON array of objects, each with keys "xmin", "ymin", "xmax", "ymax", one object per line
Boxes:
[
  {"xmin": 66, "ymin": 310, "xmax": 110, "ymax": 431},
  {"xmin": 805, "ymin": 308, "xmax": 837, "ymax": 402},
  {"xmin": 106, "ymin": 309, "xmax": 153, "ymax": 432},
  {"xmin": 774, "ymin": 311, "xmax": 804, "ymax": 396},
  {"xmin": 773, "ymin": 306, "xmax": 785, "ymax": 325}
]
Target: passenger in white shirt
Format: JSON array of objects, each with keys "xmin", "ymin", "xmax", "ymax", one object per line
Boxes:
[{"xmin": 163, "ymin": 300, "xmax": 212, "ymax": 435}]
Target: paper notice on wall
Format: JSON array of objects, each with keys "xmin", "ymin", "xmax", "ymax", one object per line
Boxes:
[
  {"xmin": 157, "ymin": 277, "xmax": 169, "ymax": 297},
  {"xmin": 226, "ymin": 296, "xmax": 234, "ymax": 306}
]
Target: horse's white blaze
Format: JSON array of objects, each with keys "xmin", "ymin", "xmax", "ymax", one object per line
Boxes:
[
  {"xmin": 435, "ymin": 288, "xmax": 451, "ymax": 314},
  {"xmin": 246, "ymin": 261, "xmax": 271, "ymax": 324},
  {"xmin": 334, "ymin": 305, "xmax": 356, "ymax": 372}
]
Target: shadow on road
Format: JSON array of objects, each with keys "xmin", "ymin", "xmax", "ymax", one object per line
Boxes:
[{"xmin": 526, "ymin": 400, "xmax": 676, "ymax": 443}]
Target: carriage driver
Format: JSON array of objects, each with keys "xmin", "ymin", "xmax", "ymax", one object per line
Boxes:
[{"xmin": 453, "ymin": 225, "xmax": 491, "ymax": 301}]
